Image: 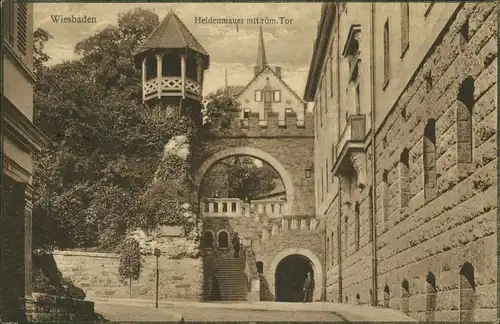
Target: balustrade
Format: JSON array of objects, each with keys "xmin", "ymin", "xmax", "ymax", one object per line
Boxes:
[
  {"xmin": 143, "ymin": 77, "xmax": 201, "ymax": 100},
  {"xmin": 202, "ymin": 198, "xmax": 287, "ymax": 218}
]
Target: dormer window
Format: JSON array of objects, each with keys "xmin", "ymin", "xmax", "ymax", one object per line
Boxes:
[
  {"xmin": 255, "ymin": 90, "xmax": 262, "ymax": 102},
  {"xmin": 342, "ymin": 24, "xmax": 361, "ymax": 83}
]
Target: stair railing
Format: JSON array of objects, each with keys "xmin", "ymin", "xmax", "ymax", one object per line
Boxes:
[{"xmin": 243, "ymin": 243, "xmax": 260, "ymax": 301}]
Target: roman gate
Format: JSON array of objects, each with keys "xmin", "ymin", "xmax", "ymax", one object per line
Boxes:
[{"xmin": 194, "ymin": 111, "xmax": 325, "ymax": 302}]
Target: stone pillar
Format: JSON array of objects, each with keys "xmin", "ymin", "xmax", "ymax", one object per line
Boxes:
[
  {"xmin": 24, "ymin": 185, "xmax": 34, "ymax": 298},
  {"xmin": 142, "ymin": 57, "xmax": 147, "ymax": 102},
  {"xmin": 208, "ymin": 202, "xmax": 214, "ymax": 213},
  {"xmin": 181, "ymin": 54, "xmax": 186, "ymax": 98},
  {"xmin": 271, "ymin": 223, "xmax": 279, "ymax": 236},
  {"xmin": 301, "ymin": 218, "xmax": 308, "ymax": 230},
  {"xmin": 281, "ymin": 218, "xmax": 288, "ymax": 231},
  {"xmin": 310, "ymin": 218, "xmax": 318, "ymax": 230},
  {"xmin": 156, "ymin": 53, "xmax": 162, "ymax": 99}
]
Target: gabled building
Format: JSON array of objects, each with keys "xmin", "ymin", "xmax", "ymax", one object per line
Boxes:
[
  {"xmin": 232, "ymin": 25, "xmax": 307, "ymax": 122},
  {"xmin": 2, "ymin": 0, "xmax": 49, "ymax": 321}
]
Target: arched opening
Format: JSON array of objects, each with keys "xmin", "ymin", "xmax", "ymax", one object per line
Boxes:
[
  {"xmin": 401, "ymin": 279, "xmax": 410, "ymax": 314},
  {"xmin": 186, "ymin": 55, "xmax": 198, "ymax": 80},
  {"xmin": 275, "ymin": 254, "xmax": 313, "ymax": 302},
  {"xmin": 383, "ymin": 285, "xmax": 390, "ymax": 308},
  {"xmin": 356, "ymin": 293, "xmax": 360, "ymax": 305},
  {"xmin": 457, "ymin": 76, "xmax": 474, "ymax": 165},
  {"xmin": 425, "ymin": 271, "xmax": 437, "ymax": 322},
  {"xmin": 399, "ymin": 148, "xmax": 410, "ymax": 209},
  {"xmin": 217, "ymin": 231, "xmax": 228, "ymax": 248},
  {"xmin": 256, "ymin": 261, "xmax": 263, "ymax": 274},
  {"xmin": 382, "ymin": 170, "xmax": 389, "ymax": 231},
  {"xmin": 459, "ymin": 262, "xmax": 476, "ymax": 322},
  {"xmin": 202, "ymin": 231, "xmax": 214, "ymax": 249},
  {"xmin": 423, "ymin": 119, "xmax": 437, "ymax": 199}
]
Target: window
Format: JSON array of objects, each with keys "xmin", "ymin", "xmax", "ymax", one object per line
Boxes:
[
  {"xmin": 355, "ymin": 85, "xmax": 360, "ymax": 114},
  {"xmin": 425, "ymin": 71, "xmax": 432, "ymax": 92},
  {"xmin": 459, "ymin": 18, "xmax": 469, "ymax": 48},
  {"xmin": 325, "ymin": 158, "xmax": 329, "ymax": 193},
  {"xmin": 255, "ymin": 90, "xmax": 262, "ymax": 102},
  {"xmin": 383, "ymin": 19, "xmax": 390, "ymax": 87},
  {"xmin": 423, "ymin": 119, "xmax": 437, "ymax": 200},
  {"xmin": 354, "ymin": 202, "xmax": 360, "ymax": 251},
  {"xmin": 457, "ymin": 76, "xmax": 474, "ymax": 166},
  {"xmin": 401, "ymin": 107, "xmax": 407, "ymax": 121},
  {"xmin": 231, "ymin": 202, "xmax": 237, "ymax": 212},
  {"xmin": 273, "ymin": 90, "xmax": 281, "ymax": 102},
  {"xmin": 382, "ymin": 170, "xmax": 389, "ymax": 232},
  {"xmin": 17, "ymin": 2, "xmax": 29, "ymax": 55},
  {"xmin": 330, "ymin": 232, "xmax": 334, "ymax": 265},
  {"xmin": 319, "ymin": 93, "xmax": 323, "ymax": 127},
  {"xmin": 3, "ymin": 0, "xmax": 15, "ymax": 45},
  {"xmin": 213, "ymin": 202, "xmax": 219, "ymax": 212},
  {"xmin": 256, "ymin": 261, "xmax": 264, "ymax": 274},
  {"xmin": 218, "ymin": 231, "xmax": 229, "ymax": 248},
  {"xmin": 402, "ymin": 279, "xmax": 410, "ymax": 315},
  {"xmin": 459, "ymin": 262, "xmax": 476, "ymax": 323},
  {"xmin": 368, "ymin": 187, "xmax": 373, "ymax": 243},
  {"xmin": 243, "ymin": 109, "xmax": 250, "ymax": 119},
  {"xmin": 222, "ymin": 202, "xmax": 228, "ymax": 212},
  {"xmin": 271, "ymin": 204, "xmax": 275, "ymax": 213},
  {"xmin": 383, "ymin": 285, "xmax": 390, "ymax": 308},
  {"xmin": 204, "ymin": 201, "xmax": 210, "ymax": 213},
  {"xmin": 330, "ymin": 57, "xmax": 334, "ymax": 97},
  {"xmin": 264, "ymin": 90, "xmax": 272, "ymax": 102},
  {"xmin": 344, "ymin": 216, "xmax": 348, "ymax": 257},
  {"xmin": 401, "ymin": 2, "xmax": 410, "ymax": 55},
  {"xmin": 321, "ymin": 167, "xmax": 324, "ymax": 201},
  {"xmin": 425, "ymin": 272, "xmax": 437, "ymax": 321},
  {"xmin": 399, "ymin": 148, "xmax": 411, "ymax": 209}
]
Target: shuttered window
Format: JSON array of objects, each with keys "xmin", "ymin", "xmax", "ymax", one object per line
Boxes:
[
  {"xmin": 3, "ymin": 0, "xmax": 15, "ymax": 45},
  {"xmin": 16, "ymin": 2, "xmax": 28, "ymax": 55}
]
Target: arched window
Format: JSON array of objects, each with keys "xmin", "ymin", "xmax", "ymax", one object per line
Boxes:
[
  {"xmin": 423, "ymin": 119, "xmax": 437, "ymax": 200},
  {"xmin": 383, "ymin": 285, "xmax": 390, "ymax": 308},
  {"xmin": 256, "ymin": 261, "xmax": 263, "ymax": 274},
  {"xmin": 218, "ymin": 231, "xmax": 229, "ymax": 248},
  {"xmin": 354, "ymin": 202, "xmax": 360, "ymax": 251},
  {"xmin": 399, "ymin": 148, "xmax": 410, "ymax": 209},
  {"xmin": 457, "ymin": 76, "xmax": 474, "ymax": 167},
  {"xmin": 459, "ymin": 262, "xmax": 476, "ymax": 322},
  {"xmin": 401, "ymin": 279, "xmax": 410, "ymax": 314},
  {"xmin": 202, "ymin": 231, "xmax": 214, "ymax": 249},
  {"xmin": 425, "ymin": 272, "xmax": 437, "ymax": 322},
  {"xmin": 382, "ymin": 170, "xmax": 389, "ymax": 231},
  {"xmin": 356, "ymin": 293, "xmax": 361, "ymax": 305}
]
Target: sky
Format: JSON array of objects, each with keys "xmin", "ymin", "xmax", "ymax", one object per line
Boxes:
[{"xmin": 34, "ymin": 2, "xmax": 322, "ymax": 97}]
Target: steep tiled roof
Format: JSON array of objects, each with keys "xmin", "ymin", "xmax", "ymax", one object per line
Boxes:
[{"xmin": 134, "ymin": 11, "xmax": 209, "ymax": 57}]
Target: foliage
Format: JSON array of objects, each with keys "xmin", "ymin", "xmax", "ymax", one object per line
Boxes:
[
  {"xmin": 33, "ymin": 28, "xmax": 53, "ymax": 76},
  {"xmin": 32, "ymin": 8, "xmax": 200, "ymax": 251},
  {"xmin": 203, "ymin": 89, "xmax": 241, "ymax": 127},
  {"xmin": 118, "ymin": 237, "xmax": 142, "ymax": 281}
]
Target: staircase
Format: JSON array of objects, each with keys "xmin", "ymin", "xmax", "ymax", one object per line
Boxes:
[{"xmin": 203, "ymin": 255, "xmax": 249, "ymax": 301}]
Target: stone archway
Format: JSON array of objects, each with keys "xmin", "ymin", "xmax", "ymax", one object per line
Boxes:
[
  {"xmin": 269, "ymin": 248, "xmax": 323, "ymax": 301},
  {"xmin": 193, "ymin": 147, "xmax": 295, "ymax": 215}
]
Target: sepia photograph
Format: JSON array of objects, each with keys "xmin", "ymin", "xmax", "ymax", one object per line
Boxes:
[{"xmin": 1, "ymin": 1, "xmax": 498, "ymax": 323}]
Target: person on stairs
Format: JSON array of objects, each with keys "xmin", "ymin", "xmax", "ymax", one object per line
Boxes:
[
  {"xmin": 302, "ymin": 271, "xmax": 314, "ymax": 303},
  {"xmin": 211, "ymin": 268, "xmax": 221, "ymax": 301},
  {"xmin": 232, "ymin": 232, "xmax": 241, "ymax": 258}
]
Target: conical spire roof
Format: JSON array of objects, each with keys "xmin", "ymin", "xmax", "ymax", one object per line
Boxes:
[
  {"xmin": 255, "ymin": 25, "xmax": 267, "ymax": 69},
  {"xmin": 134, "ymin": 11, "xmax": 209, "ymax": 57}
]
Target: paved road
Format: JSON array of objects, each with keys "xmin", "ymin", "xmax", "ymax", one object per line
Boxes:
[
  {"xmin": 94, "ymin": 303, "xmax": 347, "ymax": 322},
  {"xmin": 162, "ymin": 306, "xmax": 346, "ymax": 322}
]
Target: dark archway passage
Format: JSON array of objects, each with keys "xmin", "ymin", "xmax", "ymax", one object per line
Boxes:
[{"xmin": 275, "ymin": 255, "xmax": 314, "ymax": 302}]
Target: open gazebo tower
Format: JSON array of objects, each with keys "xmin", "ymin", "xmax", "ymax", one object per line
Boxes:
[{"xmin": 134, "ymin": 10, "xmax": 210, "ymax": 123}]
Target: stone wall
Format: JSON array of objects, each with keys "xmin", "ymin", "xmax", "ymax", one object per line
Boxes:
[
  {"xmin": 27, "ymin": 293, "xmax": 95, "ymax": 322},
  {"xmin": 53, "ymin": 250, "xmax": 203, "ymax": 302},
  {"xmin": 325, "ymin": 3, "xmax": 497, "ymax": 322}
]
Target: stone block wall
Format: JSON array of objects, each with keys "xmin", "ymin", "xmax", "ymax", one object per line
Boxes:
[
  {"xmin": 27, "ymin": 293, "xmax": 95, "ymax": 322},
  {"xmin": 325, "ymin": 3, "xmax": 497, "ymax": 322},
  {"xmin": 53, "ymin": 250, "xmax": 203, "ymax": 302}
]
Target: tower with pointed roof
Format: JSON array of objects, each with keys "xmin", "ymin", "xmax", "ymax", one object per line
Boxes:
[
  {"xmin": 134, "ymin": 11, "xmax": 210, "ymax": 123},
  {"xmin": 254, "ymin": 25, "xmax": 268, "ymax": 77}
]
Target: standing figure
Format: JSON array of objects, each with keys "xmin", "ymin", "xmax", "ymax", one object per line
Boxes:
[
  {"xmin": 303, "ymin": 271, "xmax": 315, "ymax": 303},
  {"xmin": 232, "ymin": 232, "xmax": 241, "ymax": 258},
  {"xmin": 211, "ymin": 269, "xmax": 221, "ymax": 301}
]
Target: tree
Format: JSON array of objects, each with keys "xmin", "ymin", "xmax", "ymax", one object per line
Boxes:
[
  {"xmin": 203, "ymin": 89, "xmax": 241, "ymax": 127},
  {"xmin": 32, "ymin": 9, "xmax": 199, "ymax": 251},
  {"xmin": 118, "ymin": 237, "xmax": 141, "ymax": 298},
  {"xmin": 33, "ymin": 28, "xmax": 53, "ymax": 76}
]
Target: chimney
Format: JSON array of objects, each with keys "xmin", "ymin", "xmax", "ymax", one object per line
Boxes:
[{"xmin": 275, "ymin": 66, "xmax": 282, "ymax": 78}]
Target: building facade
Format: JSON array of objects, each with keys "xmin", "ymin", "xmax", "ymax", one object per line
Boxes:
[
  {"xmin": 2, "ymin": 0, "xmax": 48, "ymax": 321},
  {"xmin": 304, "ymin": 2, "xmax": 497, "ymax": 322}
]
